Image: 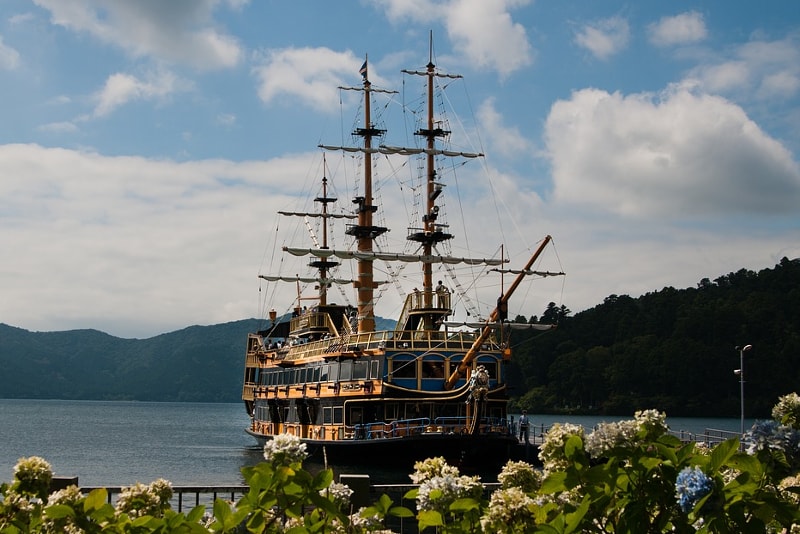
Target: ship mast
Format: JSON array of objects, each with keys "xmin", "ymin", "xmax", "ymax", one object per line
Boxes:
[
  {"xmin": 345, "ymin": 56, "xmax": 388, "ymax": 333},
  {"xmin": 310, "ymin": 158, "xmax": 337, "ymax": 306},
  {"xmin": 403, "ymin": 32, "xmax": 460, "ymax": 330}
]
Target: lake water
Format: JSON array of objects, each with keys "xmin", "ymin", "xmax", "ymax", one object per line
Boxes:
[{"xmin": 0, "ymin": 399, "xmax": 755, "ymax": 487}]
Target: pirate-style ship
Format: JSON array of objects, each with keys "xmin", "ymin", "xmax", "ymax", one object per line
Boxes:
[{"xmin": 241, "ymin": 41, "xmax": 562, "ymax": 468}]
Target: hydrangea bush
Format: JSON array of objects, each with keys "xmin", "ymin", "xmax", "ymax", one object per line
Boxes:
[{"xmin": 3, "ymin": 393, "xmax": 800, "ymax": 532}]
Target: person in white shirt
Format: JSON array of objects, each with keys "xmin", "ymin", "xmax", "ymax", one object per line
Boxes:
[{"xmin": 519, "ymin": 410, "xmax": 530, "ymax": 443}]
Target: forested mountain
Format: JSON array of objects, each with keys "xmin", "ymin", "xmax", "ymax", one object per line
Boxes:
[
  {"xmin": 1, "ymin": 259, "xmax": 797, "ymax": 416},
  {"xmin": 0, "ymin": 319, "xmax": 260, "ymax": 402},
  {"xmin": 508, "ymin": 257, "xmax": 800, "ymax": 418}
]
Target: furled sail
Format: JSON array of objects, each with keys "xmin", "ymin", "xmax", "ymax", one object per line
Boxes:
[
  {"xmin": 257, "ymin": 274, "xmax": 384, "ymax": 285},
  {"xmin": 490, "ymin": 268, "xmax": 565, "ymax": 277},
  {"xmin": 318, "ymin": 144, "xmax": 483, "ymax": 158},
  {"xmin": 279, "ymin": 211, "xmax": 357, "ymax": 219},
  {"xmin": 283, "ymin": 246, "xmax": 506, "ymax": 266},
  {"xmin": 442, "ymin": 321, "xmax": 557, "ymax": 330}
]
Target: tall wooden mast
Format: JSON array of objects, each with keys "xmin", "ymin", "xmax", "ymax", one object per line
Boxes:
[{"xmin": 345, "ymin": 56, "xmax": 387, "ymax": 333}]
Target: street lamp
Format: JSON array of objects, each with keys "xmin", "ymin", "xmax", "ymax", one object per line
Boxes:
[{"xmin": 734, "ymin": 344, "xmax": 753, "ymax": 436}]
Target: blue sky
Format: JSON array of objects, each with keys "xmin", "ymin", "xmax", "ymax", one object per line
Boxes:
[{"xmin": 1, "ymin": 0, "xmax": 799, "ymax": 339}]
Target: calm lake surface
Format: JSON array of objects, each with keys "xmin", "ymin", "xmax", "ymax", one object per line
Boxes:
[{"xmin": 0, "ymin": 399, "xmax": 754, "ymax": 487}]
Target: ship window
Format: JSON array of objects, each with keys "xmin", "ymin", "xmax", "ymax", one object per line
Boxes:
[
  {"xmin": 370, "ymin": 359, "xmax": 380, "ymax": 379},
  {"xmin": 269, "ymin": 402, "xmax": 281, "ymax": 423},
  {"xmin": 353, "ymin": 360, "xmax": 368, "ymax": 380},
  {"xmin": 349, "ymin": 407, "xmax": 363, "ymax": 426},
  {"xmin": 422, "ymin": 358, "xmax": 445, "ymax": 378},
  {"xmin": 391, "ymin": 357, "xmax": 416, "ymax": 378},
  {"xmin": 339, "ymin": 361, "xmax": 352, "ymax": 381},
  {"xmin": 323, "ymin": 406, "xmax": 332, "ymax": 424},
  {"xmin": 385, "ymin": 403, "xmax": 399, "ymax": 421},
  {"xmin": 328, "ymin": 364, "xmax": 339, "ymax": 382},
  {"xmin": 313, "ymin": 366, "xmax": 321, "ymax": 382},
  {"xmin": 333, "ymin": 406, "xmax": 343, "ymax": 425}
]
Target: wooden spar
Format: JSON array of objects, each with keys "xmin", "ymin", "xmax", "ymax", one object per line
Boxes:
[{"xmin": 443, "ymin": 235, "xmax": 554, "ymax": 390}]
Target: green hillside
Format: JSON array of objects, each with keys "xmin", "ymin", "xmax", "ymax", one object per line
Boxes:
[
  {"xmin": 0, "ymin": 319, "xmax": 260, "ymax": 402},
  {"xmin": 508, "ymin": 257, "xmax": 800, "ymax": 418}
]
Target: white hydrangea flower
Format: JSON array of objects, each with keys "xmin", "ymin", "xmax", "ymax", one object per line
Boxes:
[
  {"xmin": 497, "ymin": 460, "xmax": 541, "ymax": 492},
  {"xmin": 263, "ymin": 433, "xmax": 308, "ymax": 465},
  {"xmin": 321, "ymin": 481, "xmax": 353, "ymax": 510},
  {"xmin": 480, "ymin": 487, "xmax": 536, "ymax": 532},
  {"xmin": 115, "ymin": 482, "xmax": 162, "ymax": 518},
  {"xmin": 634, "ymin": 409, "xmax": 669, "ymax": 438},
  {"xmin": 350, "ymin": 507, "xmax": 386, "ymax": 531},
  {"xmin": 416, "ymin": 474, "xmax": 482, "ymax": 514},
  {"xmin": 13, "ymin": 456, "xmax": 53, "ymax": 497},
  {"xmin": 539, "ymin": 423, "xmax": 585, "ymax": 471},
  {"xmin": 584, "ymin": 420, "xmax": 638, "ymax": 458},
  {"xmin": 409, "ymin": 456, "xmax": 460, "ymax": 484},
  {"xmin": 773, "ymin": 393, "xmax": 800, "ymax": 428},
  {"xmin": 47, "ymin": 484, "xmax": 82, "ymax": 506}
]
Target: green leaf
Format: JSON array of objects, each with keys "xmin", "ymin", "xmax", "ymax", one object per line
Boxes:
[
  {"xmin": 709, "ymin": 438, "xmax": 739, "ymax": 471},
  {"xmin": 563, "ymin": 497, "xmax": 590, "ymax": 534},
  {"xmin": 388, "ymin": 506, "xmax": 415, "ymax": 519},
  {"xmin": 83, "ymin": 488, "xmax": 108, "ymax": 511},
  {"xmin": 449, "ymin": 497, "xmax": 480, "ymax": 513},
  {"xmin": 185, "ymin": 505, "xmax": 206, "ymax": 523},
  {"xmin": 540, "ymin": 471, "xmax": 568, "ymax": 494},
  {"xmin": 43, "ymin": 504, "xmax": 75, "ymax": 520},
  {"xmin": 417, "ymin": 509, "xmax": 444, "ymax": 530}
]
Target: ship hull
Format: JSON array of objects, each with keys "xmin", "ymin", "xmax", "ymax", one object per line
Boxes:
[{"xmin": 245, "ymin": 427, "xmax": 520, "ymax": 470}]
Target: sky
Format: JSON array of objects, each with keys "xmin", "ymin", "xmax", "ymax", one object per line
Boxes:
[{"xmin": 1, "ymin": 0, "xmax": 799, "ymax": 339}]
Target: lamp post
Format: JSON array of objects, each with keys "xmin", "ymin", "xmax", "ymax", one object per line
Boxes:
[{"xmin": 734, "ymin": 344, "xmax": 752, "ymax": 436}]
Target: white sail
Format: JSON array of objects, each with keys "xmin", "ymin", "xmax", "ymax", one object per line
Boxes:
[
  {"xmin": 490, "ymin": 268, "xmax": 565, "ymax": 277},
  {"xmin": 283, "ymin": 246, "xmax": 506, "ymax": 266},
  {"xmin": 258, "ymin": 274, "xmax": 383, "ymax": 285},
  {"xmin": 443, "ymin": 321, "xmax": 557, "ymax": 330},
  {"xmin": 318, "ymin": 144, "xmax": 483, "ymax": 158},
  {"xmin": 279, "ymin": 211, "xmax": 357, "ymax": 219}
]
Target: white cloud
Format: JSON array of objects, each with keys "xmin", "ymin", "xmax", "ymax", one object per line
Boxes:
[
  {"xmin": 252, "ymin": 47, "xmax": 364, "ymax": 112},
  {"xmin": 444, "ymin": 0, "xmax": 533, "ymax": 77},
  {"xmin": 648, "ymin": 11, "xmax": 708, "ymax": 47},
  {"xmin": 217, "ymin": 113, "xmax": 237, "ymax": 126},
  {"xmin": 477, "ymin": 97, "xmax": 531, "ymax": 158},
  {"xmin": 0, "ymin": 35, "xmax": 21, "ymax": 69},
  {"xmin": 574, "ymin": 16, "xmax": 630, "ymax": 60},
  {"xmin": 92, "ymin": 69, "xmax": 189, "ymax": 117},
  {"xmin": 758, "ymin": 70, "xmax": 800, "ymax": 99},
  {"xmin": 688, "ymin": 35, "xmax": 800, "ymax": 101},
  {"xmin": 374, "ymin": 0, "xmax": 533, "ymax": 76},
  {"xmin": 32, "ymin": 0, "xmax": 242, "ymax": 69},
  {"xmin": 544, "ymin": 86, "xmax": 800, "ymax": 218},
  {"xmin": 0, "ymin": 143, "xmax": 310, "ymax": 338},
  {"xmin": 37, "ymin": 121, "xmax": 78, "ymax": 133}
]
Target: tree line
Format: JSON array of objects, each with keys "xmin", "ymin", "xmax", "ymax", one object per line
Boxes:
[{"xmin": 507, "ymin": 257, "xmax": 800, "ymax": 418}]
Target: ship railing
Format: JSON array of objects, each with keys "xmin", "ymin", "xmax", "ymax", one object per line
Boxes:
[
  {"xmin": 349, "ymin": 416, "xmax": 512, "ymax": 440},
  {"xmin": 248, "ymin": 329, "xmax": 499, "ymax": 361}
]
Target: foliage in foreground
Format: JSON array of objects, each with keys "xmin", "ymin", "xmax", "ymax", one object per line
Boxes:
[{"xmin": 3, "ymin": 393, "xmax": 800, "ymax": 533}]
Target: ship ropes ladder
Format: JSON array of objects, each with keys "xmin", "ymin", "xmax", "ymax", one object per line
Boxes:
[{"xmin": 464, "ymin": 364, "xmax": 490, "ymax": 435}]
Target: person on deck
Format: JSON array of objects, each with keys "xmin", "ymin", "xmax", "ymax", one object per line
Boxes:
[{"xmin": 519, "ymin": 410, "xmax": 530, "ymax": 443}]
